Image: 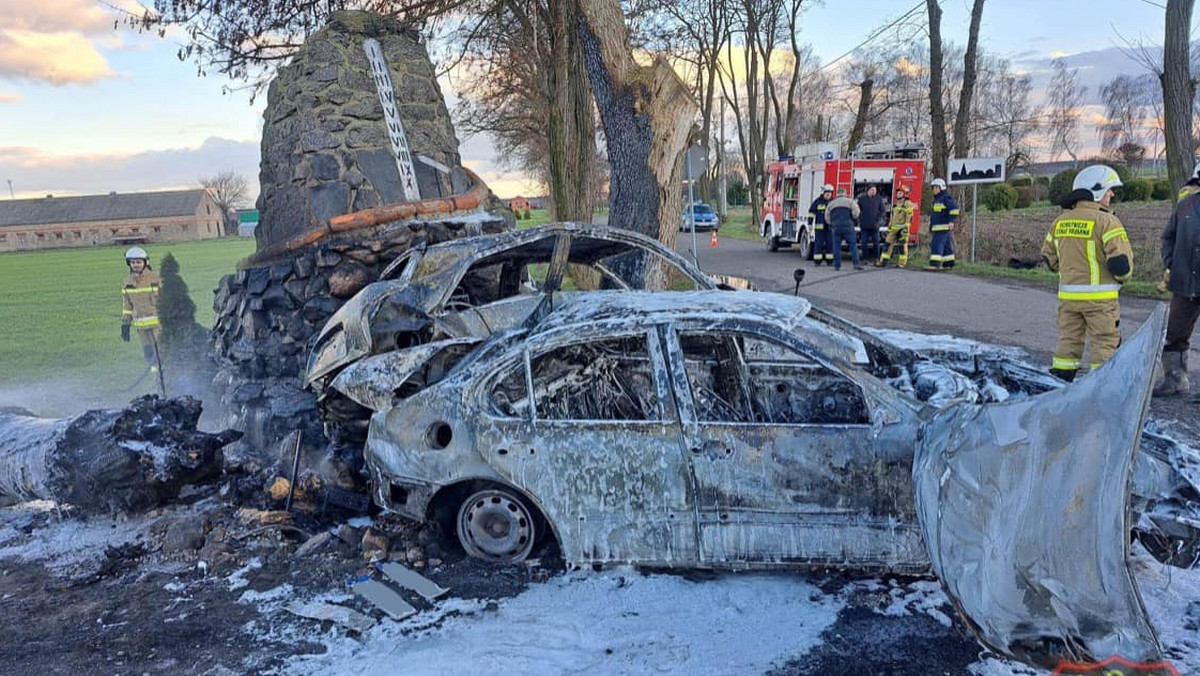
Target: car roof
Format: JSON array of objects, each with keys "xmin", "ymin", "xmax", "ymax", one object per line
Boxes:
[{"xmin": 530, "ymin": 290, "xmax": 811, "ymax": 335}]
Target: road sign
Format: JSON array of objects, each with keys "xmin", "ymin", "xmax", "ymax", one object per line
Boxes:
[{"xmin": 947, "ymin": 157, "xmax": 1005, "ymax": 185}]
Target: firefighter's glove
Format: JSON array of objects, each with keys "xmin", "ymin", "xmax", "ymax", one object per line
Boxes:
[{"xmin": 121, "ymin": 324, "xmax": 131, "ymax": 342}]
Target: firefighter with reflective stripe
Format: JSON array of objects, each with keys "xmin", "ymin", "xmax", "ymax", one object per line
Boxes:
[
  {"xmin": 809, "ymin": 184, "xmax": 834, "ymax": 264},
  {"xmin": 121, "ymin": 247, "xmax": 162, "ymax": 374},
  {"xmin": 1040, "ymin": 165, "xmax": 1133, "ymax": 382},
  {"xmin": 877, "ymin": 187, "xmax": 914, "ymax": 268},
  {"xmin": 1154, "ymin": 160, "xmax": 1200, "ymax": 397},
  {"xmin": 925, "ymin": 178, "xmax": 959, "ymax": 270}
]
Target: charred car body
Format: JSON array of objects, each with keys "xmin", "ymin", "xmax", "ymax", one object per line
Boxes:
[
  {"xmin": 305, "ymin": 223, "xmax": 738, "ymax": 441},
  {"xmin": 307, "ymin": 224, "xmax": 1200, "ymax": 667}
]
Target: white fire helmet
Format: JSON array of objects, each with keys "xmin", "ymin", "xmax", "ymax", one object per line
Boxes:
[
  {"xmin": 931, "ymin": 178, "xmax": 947, "ymax": 189},
  {"xmin": 1072, "ymin": 165, "xmax": 1123, "ymax": 202},
  {"xmin": 1192, "ymin": 160, "xmax": 1200, "ymax": 179},
  {"xmin": 125, "ymin": 246, "xmax": 148, "ymax": 262},
  {"xmin": 821, "ymin": 184, "xmax": 834, "ymax": 193}
]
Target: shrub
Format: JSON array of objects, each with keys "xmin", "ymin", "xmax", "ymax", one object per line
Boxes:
[
  {"xmin": 1034, "ymin": 175, "xmax": 1051, "ymax": 187},
  {"xmin": 1010, "ymin": 175, "xmax": 1033, "ymax": 187},
  {"xmin": 523, "ymin": 209, "xmax": 531, "ymax": 220},
  {"xmin": 1122, "ymin": 178, "xmax": 1152, "ymax": 201},
  {"xmin": 982, "ymin": 184, "xmax": 1018, "ymax": 211},
  {"xmin": 1152, "ymin": 178, "xmax": 1173, "ymax": 200},
  {"xmin": 1014, "ymin": 186, "xmax": 1035, "ymax": 209},
  {"xmin": 1049, "ymin": 169, "xmax": 1079, "ymax": 205}
]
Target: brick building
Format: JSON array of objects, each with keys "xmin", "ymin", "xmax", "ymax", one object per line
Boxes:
[{"xmin": 0, "ymin": 189, "xmax": 225, "ymax": 252}]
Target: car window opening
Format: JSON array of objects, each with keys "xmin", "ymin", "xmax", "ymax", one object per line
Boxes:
[
  {"xmin": 522, "ymin": 336, "xmax": 662, "ymax": 421},
  {"xmin": 680, "ymin": 332, "xmax": 869, "ymax": 425}
]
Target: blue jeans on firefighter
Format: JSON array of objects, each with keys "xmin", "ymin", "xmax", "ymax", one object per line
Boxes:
[
  {"xmin": 831, "ymin": 227, "xmax": 859, "ymax": 269},
  {"xmin": 860, "ymin": 228, "xmax": 880, "ymax": 261},
  {"xmin": 813, "ymin": 227, "xmax": 833, "ymax": 263},
  {"xmin": 929, "ymin": 230, "xmax": 955, "ymax": 268}
]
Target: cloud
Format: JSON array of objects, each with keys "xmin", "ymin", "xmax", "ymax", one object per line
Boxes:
[
  {"xmin": 0, "ymin": 0, "xmax": 156, "ymax": 85},
  {"xmin": 0, "ymin": 30, "xmax": 116, "ymax": 85},
  {"xmin": 0, "ymin": 92, "xmax": 20, "ymax": 103},
  {"xmin": 1, "ymin": 137, "xmax": 261, "ymax": 200},
  {"xmin": 0, "ymin": 0, "xmax": 118, "ymax": 36}
]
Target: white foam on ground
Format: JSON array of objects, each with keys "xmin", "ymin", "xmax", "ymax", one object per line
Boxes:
[
  {"xmin": 0, "ymin": 501, "xmax": 155, "ymax": 572},
  {"xmin": 279, "ymin": 569, "xmax": 845, "ymax": 676}
]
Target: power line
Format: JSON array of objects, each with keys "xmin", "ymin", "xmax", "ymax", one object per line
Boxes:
[{"xmin": 815, "ymin": 1, "xmax": 926, "ymax": 74}]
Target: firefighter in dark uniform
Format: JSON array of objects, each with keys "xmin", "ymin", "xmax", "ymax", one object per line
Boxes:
[
  {"xmin": 926, "ymin": 178, "xmax": 959, "ymax": 270},
  {"xmin": 809, "ymin": 184, "xmax": 833, "ymax": 265}
]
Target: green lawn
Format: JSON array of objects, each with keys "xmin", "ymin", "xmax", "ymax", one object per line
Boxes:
[{"xmin": 0, "ymin": 238, "xmax": 254, "ymax": 400}]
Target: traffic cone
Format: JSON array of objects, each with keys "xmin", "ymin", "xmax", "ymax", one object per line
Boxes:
[{"xmin": 710, "ymin": 229, "xmax": 719, "ymax": 247}]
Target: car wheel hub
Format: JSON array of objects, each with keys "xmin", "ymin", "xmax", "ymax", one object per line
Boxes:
[{"xmin": 458, "ymin": 489, "xmax": 535, "ymax": 563}]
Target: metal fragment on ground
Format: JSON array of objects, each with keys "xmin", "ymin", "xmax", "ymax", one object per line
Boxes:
[
  {"xmin": 285, "ymin": 600, "xmax": 376, "ymax": 633},
  {"xmin": 350, "ymin": 578, "xmax": 416, "ymax": 620},
  {"xmin": 377, "ymin": 561, "xmax": 448, "ymax": 601}
]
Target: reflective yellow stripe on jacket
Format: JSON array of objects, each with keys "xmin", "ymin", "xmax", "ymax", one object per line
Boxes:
[{"xmin": 1058, "ymin": 283, "xmax": 1121, "ymax": 301}]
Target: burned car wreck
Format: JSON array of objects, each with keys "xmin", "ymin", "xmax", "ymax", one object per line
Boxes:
[
  {"xmin": 306, "ymin": 224, "xmax": 1200, "ymax": 667},
  {"xmin": 305, "ymin": 223, "xmax": 740, "ymax": 443}
]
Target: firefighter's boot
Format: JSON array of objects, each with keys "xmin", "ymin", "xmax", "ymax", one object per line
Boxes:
[
  {"xmin": 1050, "ymin": 368, "xmax": 1077, "ymax": 383},
  {"xmin": 1153, "ymin": 350, "xmax": 1190, "ymax": 397}
]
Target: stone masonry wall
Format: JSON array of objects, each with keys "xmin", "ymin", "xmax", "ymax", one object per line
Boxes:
[
  {"xmin": 255, "ymin": 10, "xmax": 468, "ymax": 251},
  {"xmin": 211, "ymin": 213, "xmax": 508, "ymax": 476}
]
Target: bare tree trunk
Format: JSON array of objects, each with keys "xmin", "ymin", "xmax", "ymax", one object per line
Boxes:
[
  {"xmin": 578, "ymin": 0, "xmax": 698, "ymax": 264},
  {"xmin": 848, "ymin": 78, "xmax": 874, "ymax": 153},
  {"xmin": 546, "ymin": 0, "xmax": 596, "ymax": 221},
  {"xmin": 926, "ymin": 0, "xmax": 949, "ymax": 180},
  {"xmin": 952, "ymin": 0, "xmax": 985, "ymax": 161},
  {"xmin": 1163, "ymin": 0, "xmax": 1196, "ymax": 201}
]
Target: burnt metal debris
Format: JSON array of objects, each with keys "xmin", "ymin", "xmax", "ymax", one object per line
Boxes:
[{"xmin": 0, "ymin": 396, "xmax": 240, "ymax": 514}]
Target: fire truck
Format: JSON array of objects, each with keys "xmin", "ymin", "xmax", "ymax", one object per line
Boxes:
[{"xmin": 760, "ymin": 141, "xmax": 926, "ymax": 259}]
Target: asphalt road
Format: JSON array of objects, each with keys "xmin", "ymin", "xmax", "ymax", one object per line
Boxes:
[{"xmin": 675, "ymin": 233, "xmax": 1169, "ymax": 366}]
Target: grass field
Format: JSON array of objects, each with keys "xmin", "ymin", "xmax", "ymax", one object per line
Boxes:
[{"xmin": 0, "ymin": 238, "xmax": 254, "ymax": 408}]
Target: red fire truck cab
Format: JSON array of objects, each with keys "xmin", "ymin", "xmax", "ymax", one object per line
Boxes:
[{"xmin": 760, "ymin": 141, "xmax": 926, "ymax": 259}]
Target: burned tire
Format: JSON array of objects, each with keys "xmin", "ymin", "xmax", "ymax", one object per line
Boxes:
[{"xmin": 457, "ymin": 487, "xmax": 538, "ymax": 563}]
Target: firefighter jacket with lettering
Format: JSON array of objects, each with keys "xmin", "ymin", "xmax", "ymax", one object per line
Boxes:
[
  {"xmin": 930, "ymin": 191, "xmax": 959, "ymax": 231},
  {"xmin": 888, "ymin": 198, "xmax": 914, "ymax": 231},
  {"xmin": 1041, "ymin": 200, "xmax": 1133, "ymax": 302},
  {"xmin": 808, "ymin": 195, "xmax": 830, "ymax": 230},
  {"xmin": 122, "ymin": 270, "xmax": 161, "ymax": 329}
]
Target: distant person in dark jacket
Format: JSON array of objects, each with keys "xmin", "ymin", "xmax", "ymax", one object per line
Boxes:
[
  {"xmin": 857, "ymin": 186, "xmax": 885, "ymax": 261},
  {"xmin": 1153, "ymin": 161, "xmax": 1200, "ymax": 398},
  {"xmin": 826, "ymin": 188, "xmax": 862, "ymax": 271}
]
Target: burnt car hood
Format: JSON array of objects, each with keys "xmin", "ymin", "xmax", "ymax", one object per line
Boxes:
[{"xmin": 913, "ymin": 305, "xmax": 1166, "ymax": 666}]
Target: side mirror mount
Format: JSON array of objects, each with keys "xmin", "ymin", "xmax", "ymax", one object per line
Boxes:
[{"xmin": 792, "ymin": 268, "xmax": 806, "ymax": 296}]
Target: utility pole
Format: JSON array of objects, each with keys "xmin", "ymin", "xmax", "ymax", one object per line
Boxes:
[{"xmin": 719, "ymin": 97, "xmax": 727, "ymax": 218}]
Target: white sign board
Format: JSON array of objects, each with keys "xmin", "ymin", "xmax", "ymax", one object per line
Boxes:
[
  {"xmin": 947, "ymin": 157, "xmax": 1005, "ymax": 185},
  {"xmin": 364, "ymin": 38, "xmax": 421, "ymax": 202}
]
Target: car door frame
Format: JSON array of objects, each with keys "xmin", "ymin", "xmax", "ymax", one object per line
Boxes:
[
  {"xmin": 470, "ymin": 323, "xmax": 699, "ymax": 567},
  {"xmin": 659, "ymin": 319, "xmax": 928, "ymax": 571}
]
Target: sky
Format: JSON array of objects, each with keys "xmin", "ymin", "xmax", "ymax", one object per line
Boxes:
[{"xmin": 0, "ymin": 0, "xmax": 1184, "ymax": 202}]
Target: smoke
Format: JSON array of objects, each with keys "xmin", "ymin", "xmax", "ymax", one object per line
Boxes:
[{"xmin": 0, "ymin": 374, "xmax": 230, "ymax": 432}]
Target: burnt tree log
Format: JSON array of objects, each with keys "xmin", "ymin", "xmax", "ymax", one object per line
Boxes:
[{"xmin": 0, "ymin": 396, "xmax": 239, "ymax": 514}]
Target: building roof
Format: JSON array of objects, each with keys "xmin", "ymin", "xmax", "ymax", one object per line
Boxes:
[{"xmin": 0, "ymin": 189, "xmax": 211, "ymax": 228}]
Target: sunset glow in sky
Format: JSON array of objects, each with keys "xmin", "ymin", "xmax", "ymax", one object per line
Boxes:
[{"xmin": 0, "ymin": 0, "xmax": 1182, "ymax": 201}]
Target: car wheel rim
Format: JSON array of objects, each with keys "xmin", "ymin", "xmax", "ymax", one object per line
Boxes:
[{"xmin": 457, "ymin": 489, "xmax": 535, "ymax": 563}]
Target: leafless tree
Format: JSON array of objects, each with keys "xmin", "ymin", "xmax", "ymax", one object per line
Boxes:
[
  {"xmin": 1047, "ymin": 59, "xmax": 1086, "ymax": 163},
  {"xmin": 982, "ymin": 70, "xmax": 1040, "ymax": 172},
  {"xmin": 199, "ymin": 170, "xmax": 250, "ymax": 236},
  {"xmin": 1162, "ymin": 0, "xmax": 1196, "ymax": 197},
  {"xmin": 1098, "ymin": 74, "xmax": 1149, "ymax": 171},
  {"xmin": 951, "ymin": 0, "xmax": 986, "ymax": 160},
  {"xmin": 925, "ymin": 0, "xmax": 949, "ymax": 179}
]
